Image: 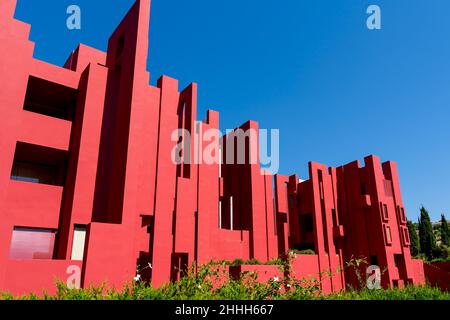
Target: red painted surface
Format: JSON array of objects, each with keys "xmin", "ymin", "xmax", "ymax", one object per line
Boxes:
[{"xmin": 0, "ymin": 0, "xmax": 446, "ymax": 296}]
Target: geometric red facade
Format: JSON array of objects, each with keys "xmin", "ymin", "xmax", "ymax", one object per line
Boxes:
[{"xmin": 0, "ymin": 0, "xmax": 433, "ymax": 296}]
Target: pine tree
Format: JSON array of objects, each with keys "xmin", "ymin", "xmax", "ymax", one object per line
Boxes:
[
  {"xmin": 440, "ymin": 214, "xmax": 450, "ymax": 246},
  {"xmin": 418, "ymin": 207, "xmax": 436, "ymax": 260},
  {"xmin": 407, "ymin": 220, "xmax": 420, "ymax": 257}
]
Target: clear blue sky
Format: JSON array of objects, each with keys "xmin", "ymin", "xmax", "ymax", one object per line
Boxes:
[{"xmin": 14, "ymin": 0, "xmax": 450, "ymax": 222}]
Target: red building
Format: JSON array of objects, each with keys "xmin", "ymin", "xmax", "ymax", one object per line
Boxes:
[{"xmin": 0, "ymin": 0, "xmax": 446, "ymax": 296}]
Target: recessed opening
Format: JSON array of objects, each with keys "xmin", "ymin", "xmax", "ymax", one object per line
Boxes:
[
  {"xmin": 9, "ymin": 227, "xmax": 56, "ymax": 260},
  {"xmin": 302, "ymin": 213, "xmax": 314, "ymax": 233},
  {"xmin": 383, "ymin": 224, "xmax": 392, "ymax": 245},
  {"xmin": 381, "ymin": 203, "xmax": 389, "ymax": 221},
  {"xmin": 10, "ymin": 142, "xmax": 68, "ymax": 186},
  {"xmin": 24, "ymin": 76, "xmax": 77, "ymax": 121},
  {"xmin": 401, "ymin": 226, "xmax": 410, "ymax": 246},
  {"xmin": 370, "ymin": 255, "xmax": 378, "ymax": 266},
  {"xmin": 332, "ymin": 208, "xmax": 337, "ymax": 226},
  {"xmin": 116, "ymin": 34, "xmax": 125, "ymax": 59},
  {"xmin": 394, "ymin": 254, "xmax": 402, "ymax": 268},
  {"xmin": 360, "ymin": 183, "xmax": 367, "ymax": 195}
]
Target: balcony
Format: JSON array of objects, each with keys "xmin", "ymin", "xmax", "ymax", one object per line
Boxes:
[
  {"xmin": 24, "ymin": 76, "xmax": 77, "ymax": 121},
  {"xmin": 18, "ymin": 111, "xmax": 71, "ymax": 151},
  {"xmin": 7, "ymin": 142, "xmax": 67, "ymax": 228}
]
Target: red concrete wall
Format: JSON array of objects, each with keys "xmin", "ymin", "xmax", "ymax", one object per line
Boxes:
[
  {"xmin": 0, "ymin": 0, "xmax": 442, "ymax": 296},
  {"xmin": 423, "ymin": 263, "xmax": 450, "ymax": 291}
]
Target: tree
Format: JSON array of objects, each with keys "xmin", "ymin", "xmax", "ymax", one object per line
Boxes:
[
  {"xmin": 440, "ymin": 214, "xmax": 450, "ymax": 247},
  {"xmin": 418, "ymin": 207, "xmax": 436, "ymax": 260},
  {"xmin": 407, "ymin": 220, "xmax": 420, "ymax": 257}
]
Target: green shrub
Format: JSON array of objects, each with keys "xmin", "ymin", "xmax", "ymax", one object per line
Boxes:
[
  {"xmin": 1, "ymin": 260, "xmax": 449, "ymax": 300},
  {"xmin": 288, "ymin": 249, "xmax": 316, "ymax": 255}
]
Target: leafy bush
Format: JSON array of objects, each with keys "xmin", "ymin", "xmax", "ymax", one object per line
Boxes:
[
  {"xmin": 1, "ymin": 260, "xmax": 449, "ymax": 300},
  {"xmin": 288, "ymin": 249, "xmax": 316, "ymax": 255}
]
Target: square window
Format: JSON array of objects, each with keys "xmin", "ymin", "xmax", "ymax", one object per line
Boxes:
[{"xmin": 9, "ymin": 227, "xmax": 56, "ymax": 259}]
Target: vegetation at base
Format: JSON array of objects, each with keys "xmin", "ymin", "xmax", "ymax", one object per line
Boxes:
[
  {"xmin": 288, "ymin": 249, "xmax": 316, "ymax": 255},
  {"xmin": 324, "ymin": 285, "xmax": 449, "ymax": 300},
  {"xmin": 1, "ymin": 258, "xmax": 448, "ymax": 301},
  {"xmin": 220, "ymin": 257, "xmax": 283, "ymax": 266},
  {"xmin": 409, "ymin": 207, "xmax": 450, "ymax": 262}
]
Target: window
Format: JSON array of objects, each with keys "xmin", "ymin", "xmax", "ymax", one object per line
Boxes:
[
  {"xmin": 383, "ymin": 224, "xmax": 392, "ymax": 245},
  {"xmin": 318, "ymin": 170, "xmax": 324, "ymax": 200},
  {"xmin": 381, "ymin": 203, "xmax": 389, "ymax": 221},
  {"xmin": 9, "ymin": 227, "xmax": 56, "ymax": 259},
  {"xmin": 394, "ymin": 254, "xmax": 403, "ymax": 268},
  {"xmin": 230, "ymin": 196, "xmax": 234, "ymax": 230},
  {"xmin": 10, "ymin": 142, "xmax": 68, "ymax": 186},
  {"xmin": 399, "ymin": 207, "xmax": 407, "ymax": 224},
  {"xmin": 24, "ymin": 76, "xmax": 77, "ymax": 121},
  {"xmin": 71, "ymin": 226, "xmax": 87, "ymax": 261},
  {"xmin": 401, "ymin": 226, "xmax": 410, "ymax": 246}
]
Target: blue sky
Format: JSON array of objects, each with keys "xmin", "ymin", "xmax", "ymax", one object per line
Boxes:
[{"xmin": 14, "ymin": 0, "xmax": 450, "ymax": 222}]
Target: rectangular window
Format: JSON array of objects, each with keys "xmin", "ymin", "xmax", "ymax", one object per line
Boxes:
[
  {"xmin": 230, "ymin": 196, "xmax": 234, "ymax": 231},
  {"xmin": 399, "ymin": 207, "xmax": 407, "ymax": 224},
  {"xmin": 383, "ymin": 224, "xmax": 392, "ymax": 245},
  {"xmin": 9, "ymin": 227, "xmax": 56, "ymax": 259},
  {"xmin": 318, "ymin": 170, "xmax": 324, "ymax": 200},
  {"xmin": 394, "ymin": 254, "xmax": 403, "ymax": 268},
  {"xmin": 381, "ymin": 203, "xmax": 389, "ymax": 221},
  {"xmin": 401, "ymin": 226, "xmax": 410, "ymax": 246},
  {"xmin": 71, "ymin": 226, "xmax": 87, "ymax": 261}
]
